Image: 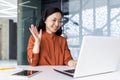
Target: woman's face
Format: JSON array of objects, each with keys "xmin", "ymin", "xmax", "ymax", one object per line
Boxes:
[{"xmin": 45, "ymin": 12, "xmax": 62, "ymax": 34}]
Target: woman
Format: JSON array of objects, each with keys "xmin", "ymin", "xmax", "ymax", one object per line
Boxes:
[{"xmin": 27, "ymin": 7, "xmax": 76, "ymax": 66}]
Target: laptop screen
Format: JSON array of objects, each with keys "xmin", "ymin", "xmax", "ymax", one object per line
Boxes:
[{"xmin": 74, "ymin": 36, "xmax": 120, "ymax": 78}]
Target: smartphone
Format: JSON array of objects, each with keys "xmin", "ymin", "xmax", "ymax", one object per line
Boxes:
[{"xmin": 12, "ymin": 70, "xmax": 41, "ymax": 78}]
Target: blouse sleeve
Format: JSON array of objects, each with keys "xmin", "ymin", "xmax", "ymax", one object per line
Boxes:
[
  {"xmin": 63, "ymin": 38, "xmax": 73, "ymax": 65},
  {"xmin": 27, "ymin": 35, "xmax": 39, "ymax": 66}
]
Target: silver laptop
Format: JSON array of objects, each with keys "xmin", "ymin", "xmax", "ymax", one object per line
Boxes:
[{"xmin": 54, "ymin": 36, "xmax": 120, "ymax": 78}]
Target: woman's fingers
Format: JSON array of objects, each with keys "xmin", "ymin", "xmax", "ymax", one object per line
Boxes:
[
  {"xmin": 34, "ymin": 26, "xmax": 38, "ymax": 34},
  {"xmin": 29, "ymin": 26, "xmax": 37, "ymax": 38},
  {"xmin": 68, "ymin": 60, "xmax": 77, "ymax": 67},
  {"xmin": 39, "ymin": 29, "xmax": 42, "ymax": 39},
  {"xmin": 29, "ymin": 24, "xmax": 42, "ymax": 42}
]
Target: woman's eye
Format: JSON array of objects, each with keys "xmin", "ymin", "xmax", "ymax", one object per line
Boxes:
[
  {"xmin": 52, "ymin": 20, "xmax": 56, "ymax": 21},
  {"xmin": 52, "ymin": 19, "xmax": 62, "ymax": 23},
  {"xmin": 59, "ymin": 20, "xmax": 62, "ymax": 23}
]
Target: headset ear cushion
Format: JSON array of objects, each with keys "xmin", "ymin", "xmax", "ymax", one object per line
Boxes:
[{"xmin": 42, "ymin": 17, "xmax": 45, "ymax": 22}]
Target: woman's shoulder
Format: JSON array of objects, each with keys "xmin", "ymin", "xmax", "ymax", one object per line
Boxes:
[
  {"xmin": 56, "ymin": 35, "xmax": 67, "ymax": 41},
  {"xmin": 29, "ymin": 35, "xmax": 33, "ymax": 38},
  {"xmin": 29, "ymin": 35, "xmax": 35, "ymax": 41}
]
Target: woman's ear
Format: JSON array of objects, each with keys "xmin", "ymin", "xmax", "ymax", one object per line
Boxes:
[{"xmin": 44, "ymin": 19, "xmax": 46, "ymax": 24}]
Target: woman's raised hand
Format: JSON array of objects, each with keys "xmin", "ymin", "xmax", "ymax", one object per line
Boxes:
[{"xmin": 29, "ymin": 24, "xmax": 42, "ymax": 43}]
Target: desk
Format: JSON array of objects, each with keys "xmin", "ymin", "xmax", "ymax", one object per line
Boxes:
[{"xmin": 0, "ymin": 65, "xmax": 120, "ymax": 80}]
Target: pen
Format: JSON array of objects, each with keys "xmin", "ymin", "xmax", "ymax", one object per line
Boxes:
[{"xmin": 0, "ymin": 67, "xmax": 16, "ymax": 70}]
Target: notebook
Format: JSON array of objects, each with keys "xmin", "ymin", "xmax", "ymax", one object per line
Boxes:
[{"xmin": 54, "ymin": 36, "xmax": 120, "ymax": 78}]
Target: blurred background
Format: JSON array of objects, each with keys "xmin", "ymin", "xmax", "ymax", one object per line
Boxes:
[{"xmin": 0, "ymin": 0, "xmax": 120, "ymax": 68}]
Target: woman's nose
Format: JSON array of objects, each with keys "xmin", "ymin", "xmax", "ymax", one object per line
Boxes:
[{"xmin": 55, "ymin": 21, "xmax": 59, "ymax": 26}]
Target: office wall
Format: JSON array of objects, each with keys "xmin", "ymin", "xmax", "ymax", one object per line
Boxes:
[
  {"xmin": 0, "ymin": 28, "xmax": 1, "ymax": 59},
  {"xmin": 9, "ymin": 20, "xmax": 17, "ymax": 59},
  {"xmin": 0, "ymin": 18, "xmax": 9, "ymax": 60},
  {"xmin": 17, "ymin": 0, "xmax": 41, "ymax": 65},
  {"xmin": 0, "ymin": 18, "xmax": 17, "ymax": 60}
]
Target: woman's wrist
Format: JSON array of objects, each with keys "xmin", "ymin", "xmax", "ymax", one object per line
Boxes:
[
  {"xmin": 32, "ymin": 41, "xmax": 40, "ymax": 54},
  {"xmin": 34, "ymin": 40, "xmax": 40, "ymax": 45}
]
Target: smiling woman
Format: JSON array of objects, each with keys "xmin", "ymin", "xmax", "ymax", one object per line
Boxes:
[
  {"xmin": 27, "ymin": 7, "xmax": 77, "ymax": 67},
  {"xmin": 0, "ymin": 0, "xmax": 17, "ymax": 22}
]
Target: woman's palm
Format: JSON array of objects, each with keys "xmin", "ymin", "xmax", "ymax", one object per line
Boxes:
[{"xmin": 29, "ymin": 24, "xmax": 42, "ymax": 42}]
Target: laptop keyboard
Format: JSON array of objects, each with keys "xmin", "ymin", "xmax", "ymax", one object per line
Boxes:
[{"xmin": 64, "ymin": 69, "xmax": 75, "ymax": 73}]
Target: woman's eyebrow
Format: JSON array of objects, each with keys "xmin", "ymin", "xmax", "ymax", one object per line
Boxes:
[{"xmin": 51, "ymin": 16, "xmax": 62, "ymax": 20}]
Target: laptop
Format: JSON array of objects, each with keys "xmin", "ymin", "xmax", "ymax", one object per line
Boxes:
[{"xmin": 54, "ymin": 36, "xmax": 120, "ymax": 78}]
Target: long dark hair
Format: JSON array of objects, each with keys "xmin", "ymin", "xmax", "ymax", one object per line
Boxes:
[{"xmin": 37, "ymin": 7, "xmax": 63, "ymax": 36}]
